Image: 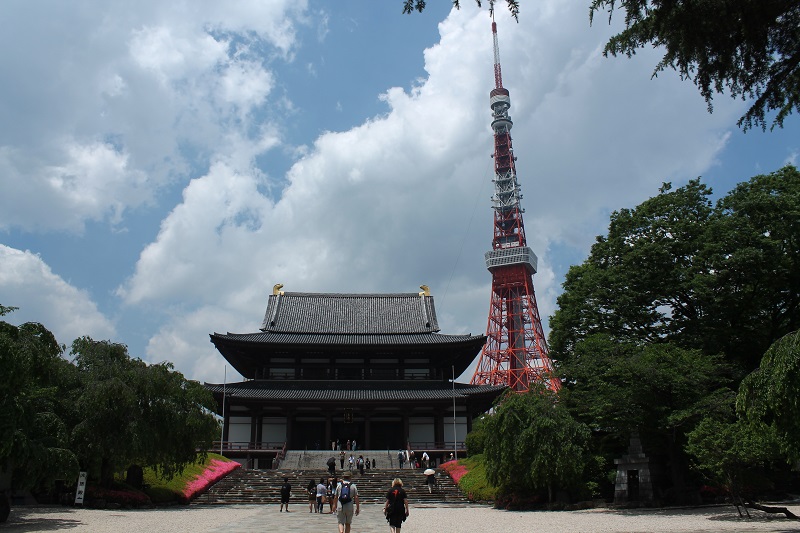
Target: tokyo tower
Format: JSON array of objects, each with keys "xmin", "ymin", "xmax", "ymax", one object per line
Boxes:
[{"xmin": 470, "ymin": 20, "xmax": 561, "ymax": 393}]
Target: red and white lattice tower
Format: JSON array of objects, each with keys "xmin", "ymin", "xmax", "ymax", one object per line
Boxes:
[{"xmin": 470, "ymin": 20, "xmax": 561, "ymax": 393}]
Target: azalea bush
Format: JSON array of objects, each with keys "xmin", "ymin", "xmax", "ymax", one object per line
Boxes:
[
  {"xmin": 456, "ymin": 455, "xmax": 497, "ymax": 502},
  {"xmin": 86, "ymin": 485, "xmax": 150, "ymax": 507},
  {"xmin": 441, "ymin": 457, "xmax": 498, "ymax": 502},
  {"xmin": 440, "ymin": 459, "xmax": 468, "ymax": 483},
  {"xmin": 181, "ymin": 458, "xmax": 240, "ymax": 501}
]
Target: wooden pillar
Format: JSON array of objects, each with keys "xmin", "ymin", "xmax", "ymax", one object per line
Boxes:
[
  {"xmin": 434, "ymin": 410, "xmax": 444, "ymax": 447},
  {"xmin": 402, "ymin": 412, "xmax": 410, "ymax": 448},
  {"xmin": 256, "ymin": 413, "xmax": 264, "ymax": 448},
  {"xmin": 250, "ymin": 413, "xmax": 258, "ymax": 448},
  {"xmin": 286, "ymin": 408, "xmax": 295, "ymax": 448},
  {"xmin": 364, "ymin": 412, "xmax": 371, "ymax": 449},
  {"xmin": 325, "ymin": 413, "xmax": 332, "ymax": 449}
]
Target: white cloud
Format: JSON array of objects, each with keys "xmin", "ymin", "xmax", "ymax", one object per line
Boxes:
[
  {"xmin": 0, "ymin": 141, "xmax": 151, "ymax": 232},
  {"xmin": 144, "ymin": 305, "xmax": 248, "ymax": 384},
  {"xmin": 3, "ymin": 1, "xmax": 755, "ymax": 385},
  {"xmin": 0, "ymin": 245, "xmax": 116, "ymax": 345},
  {"xmin": 117, "ymin": 2, "xmax": 743, "ymax": 386},
  {"xmin": 0, "ymin": 0, "xmax": 304, "ymax": 234}
]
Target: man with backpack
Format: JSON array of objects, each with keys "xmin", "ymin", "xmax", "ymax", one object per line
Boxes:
[{"xmin": 332, "ymin": 472, "xmax": 360, "ymax": 533}]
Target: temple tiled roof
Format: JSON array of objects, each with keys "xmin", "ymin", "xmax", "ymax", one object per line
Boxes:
[
  {"xmin": 204, "ymin": 380, "xmax": 507, "ymax": 402},
  {"xmin": 210, "ymin": 331, "xmax": 482, "ymax": 346},
  {"xmin": 260, "ymin": 292, "xmax": 439, "ymax": 334}
]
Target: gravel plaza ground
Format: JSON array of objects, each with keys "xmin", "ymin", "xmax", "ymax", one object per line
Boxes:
[{"xmin": 3, "ymin": 502, "xmax": 800, "ymax": 533}]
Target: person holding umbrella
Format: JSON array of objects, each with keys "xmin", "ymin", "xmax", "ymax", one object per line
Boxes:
[{"xmin": 423, "ymin": 468, "xmax": 436, "ymax": 493}]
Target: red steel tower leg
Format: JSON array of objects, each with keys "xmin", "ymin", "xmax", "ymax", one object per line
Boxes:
[{"xmin": 470, "ymin": 20, "xmax": 561, "ymax": 393}]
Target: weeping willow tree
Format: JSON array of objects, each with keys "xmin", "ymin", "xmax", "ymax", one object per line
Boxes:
[
  {"xmin": 482, "ymin": 386, "xmax": 590, "ymax": 504},
  {"xmin": 738, "ymin": 330, "xmax": 800, "ymax": 463}
]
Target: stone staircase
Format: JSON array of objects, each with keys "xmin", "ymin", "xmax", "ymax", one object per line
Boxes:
[
  {"xmin": 280, "ymin": 450, "xmax": 401, "ymax": 471},
  {"xmin": 194, "ymin": 452, "xmax": 465, "ymax": 505}
]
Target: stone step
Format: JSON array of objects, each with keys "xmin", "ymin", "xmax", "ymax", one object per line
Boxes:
[{"xmin": 194, "ymin": 466, "xmax": 465, "ymax": 505}]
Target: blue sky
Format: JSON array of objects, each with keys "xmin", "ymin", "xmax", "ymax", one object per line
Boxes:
[{"xmin": 1, "ymin": 1, "xmax": 797, "ymax": 384}]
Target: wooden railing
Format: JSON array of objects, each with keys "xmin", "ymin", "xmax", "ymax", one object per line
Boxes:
[
  {"xmin": 407, "ymin": 441, "xmax": 466, "ymax": 451},
  {"xmin": 212, "ymin": 441, "xmax": 285, "ymax": 452}
]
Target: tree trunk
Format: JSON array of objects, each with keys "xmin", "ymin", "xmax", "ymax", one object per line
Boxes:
[
  {"xmin": 100, "ymin": 457, "xmax": 114, "ymax": 488},
  {"xmin": 744, "ymin": 500, "xmax": 799, "ymax": 520},
  {"xmin": 666, "ymin": 431, "xmax": 689, "ymax": 504}
]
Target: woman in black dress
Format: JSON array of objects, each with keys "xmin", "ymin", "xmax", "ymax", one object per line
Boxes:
[
  {"xmin": 306, "ymin": 479, "xmax": 317, "ymax": 513},
  {"xmin": 383, "ymin": 478, "xmax": 409, "ymax": 533}
]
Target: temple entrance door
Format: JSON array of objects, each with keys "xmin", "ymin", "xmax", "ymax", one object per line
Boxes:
[
  {"xmin": 332, "ymin": 421, "xmax": 363, "ymax": 450},
  {"xmin": 293, "ymin": 420, "xmax": 326, "ymax": 450},
  {"xmin": 371, "ymin": 420, "xmax": 404, "ymax": 450}
]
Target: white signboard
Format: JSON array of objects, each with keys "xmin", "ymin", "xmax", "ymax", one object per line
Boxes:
[{"xmin": 74, "ymin": 472, "xmax": 88, "ymax": 505}]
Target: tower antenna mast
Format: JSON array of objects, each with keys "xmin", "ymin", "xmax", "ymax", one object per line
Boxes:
[{"xmin": 471, "ymin": 19, "xmax": 561, "ymax": 393}]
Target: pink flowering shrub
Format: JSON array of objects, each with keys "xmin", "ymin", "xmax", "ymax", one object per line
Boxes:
[
  {"xmin": 440, "ymin": 459, "xmax": 469, "ymax": 484},
  {"xmin": 182, "ymin": 459, "xmax": 240, "ymax": 501},
  {"xmin": 87, "ymin": 486, "xmax": 150, "ymax": 507}
]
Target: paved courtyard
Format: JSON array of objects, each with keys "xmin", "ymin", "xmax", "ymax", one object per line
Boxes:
[{"xmin": 3, "ymin": 502, "xmax": 799, "ymax": 532}]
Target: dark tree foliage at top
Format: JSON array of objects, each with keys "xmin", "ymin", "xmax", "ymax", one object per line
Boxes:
[
  {"xmin": 402, "ymin": 0, "xmax": 520, "ymax": 21},
  {"xmin": 591, "ymin": 0, "xmax": 800, "ymax": 131},
  {"xmin": 404, "ymin": 1, "xmax": 799, "ymax": 130}
]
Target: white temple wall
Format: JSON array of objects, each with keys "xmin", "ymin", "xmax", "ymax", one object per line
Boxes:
[
  {"xmin": 228, "ymin": 416, "xmax": 251, "ymax": 444},
  {"xmin": 261, "ymin": 417, "xmax": 287, "ymax": 444},
  {"xmin": 408, "ymin": 416, "xmax": 435, "ymax": 444},
  {"xmin": 443, "ymin": 416, "xmax": 468, "ymax": 444}
]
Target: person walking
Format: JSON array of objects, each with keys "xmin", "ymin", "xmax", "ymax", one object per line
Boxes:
[
  {"xmin": 316, "ymin": 477, "xmax": 327, "ymax": 513},
  {"xmin": 383, "ymin": 478, "xmax": 409, "ymax": 533},
  {"xmin": 306, "ymin": 479, "xmax": 317, "ymax": 513},
  {"xmin": 279, "ymin": 476, "xmax": 292, "ymax": 512},
  {"xmin": 397, "ymin": 450, "xmax": 405, "ymax": 470},
  {"xmin": 425, "ymin": 472, "xmax": 436, "ymax": 493},
  {"xmin": 327, "ymin": 476, "xmax": 338, "ymax": 514},
  {"xmin": 332, "ymin": 472, "xmax": 359, "ymax": 533}
]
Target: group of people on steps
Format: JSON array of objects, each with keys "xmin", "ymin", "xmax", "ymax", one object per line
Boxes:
[{"xmin": 279, "ymin": 473, "xmax": 410, "ymax": 533}]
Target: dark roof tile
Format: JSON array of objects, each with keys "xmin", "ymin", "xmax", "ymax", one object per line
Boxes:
[
  {"xmin": 205, "ymin": 380, "xmax": 507, "ymax": 402},
  {"xmin": 260, "ymin": 292, "xmax": 439, "ymax": 334}
]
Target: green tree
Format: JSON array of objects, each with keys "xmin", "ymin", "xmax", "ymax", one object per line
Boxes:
[
  {"xmin": 465, "ymin": 413, "xmax": 489, "ymax": 456},
  {"xmin": 549, "ymin": 179, "xmax": 720, "ymax": 360},
  {"xmin": 550, "ymin": 166, "xmax": 800, "ymax": 371},
  {"xmin": 482, "ymin": 387, "xmax": 590, "ymax": 503},
  {"xmin": 737, "ymin": 329, "xmax": 800, "ymax": 462},
  {"xmin": 590, "ymin": 1, "xmax": 800, "ymax": 130},
  {"xmin": 560, "ymin": 335, "xmax": 731, "ymax": 501},
  {"xmin": 686, "ymin": 417, "xmax": 782, "ymax": 510},
  {"xmin": 711, "ymin": 166, "xmax": 800, "ymax": 361},
  {"xmin": 69, "ymin": 337, "xmax": 219, "ymax": 486},
  {"xmin": 0, "ymin": 309, "xmax": 79, "ymax": 522}
]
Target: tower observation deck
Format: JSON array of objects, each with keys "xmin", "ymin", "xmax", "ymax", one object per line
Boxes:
[{"xmin": 470, "ymin": 20, "xmax": 561, "ymax": 393}]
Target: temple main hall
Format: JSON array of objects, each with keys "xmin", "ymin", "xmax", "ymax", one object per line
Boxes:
[{"xmin": 205, "ymin": 285, "xmax": 505, "ymax": 467}]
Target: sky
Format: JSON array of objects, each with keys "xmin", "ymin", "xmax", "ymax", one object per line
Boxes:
[{"xmin": 1, "ymin": 1, "xmax": 797, "ymax": 385}]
